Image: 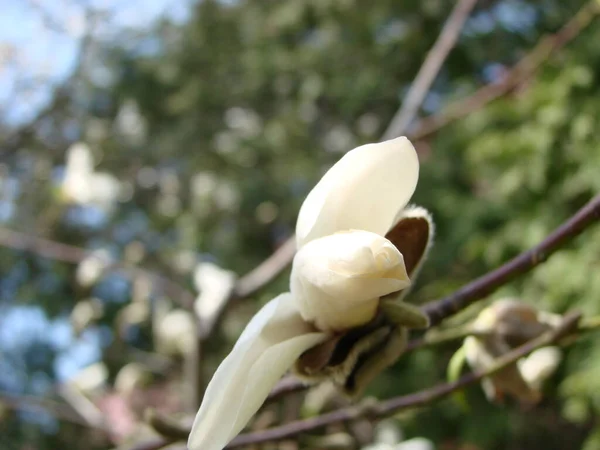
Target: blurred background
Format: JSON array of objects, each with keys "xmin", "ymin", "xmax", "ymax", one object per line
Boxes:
[{"xmin": 1, "ymin": 0, "xmax": 600, "ymax": 449}]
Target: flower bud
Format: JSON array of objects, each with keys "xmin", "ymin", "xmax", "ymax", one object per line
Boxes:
[{"xmin": 291, "ymin": 230, "xmax": 410, "ymax": 331}]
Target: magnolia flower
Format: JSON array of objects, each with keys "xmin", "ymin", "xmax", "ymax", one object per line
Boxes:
[
  {"xmin": 188, "ymin": 137, "xmax": 433, "ymax": 450},
  {"xmin": 60, "ymin": 142, "xmax": 121, "ymax": 212},
  {"xmin": 463, "ymin": 299, "xmax": 563, "ymax": 405}
]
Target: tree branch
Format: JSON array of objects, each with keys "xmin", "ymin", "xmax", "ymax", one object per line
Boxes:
[
  {"xmin": 236, "ymin": 187, "xmax": 600, "ymax": 405},
  {"xmin": 223, "ymin": 311, "xmax": 581, "ymax": 447},
  {"xmin": 411, "ymin": 0, "xmax": 600, "ymax": 141},
  {"xmin": 381, "ymin": 0, "xmax": 479, "ymax": 141},
  {"xmin": 423, "ymin": 193, "xmax": 600, "ymax": 326},
  {"xmin": 232, "ymin": 237, "xmax": 296, "ymax": 299},
  {"xmin": 0, "ymin": 228, "xmax": 196, "ymax": 309},
  {"xmin": 0, "ymin": 391, "xmax": 108, "ymax": 431}
]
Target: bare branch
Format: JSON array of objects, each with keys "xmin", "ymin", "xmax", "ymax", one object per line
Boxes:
[
  {"xmin": 423, "ymin": 193, "xmax": 600, "ymax": 326},
  {"xmin": 0, "ymin": 228, "xmax": 196, "ymax": 309},
  {"xmin": 0, "ymin": 391, "xmax": 108, "ymax": 431},
  {"xmin": 381, "ymin": 0, "xmax": 479, "ymax": 141},
  {"xmin": 233, "ymin": 237, "xmax": 296, "ymax": 299},
  {"xmin": 234, "ymin": 191, "xmax": 600, "ymax": 403},
  {"xmin": 411, "ymin": 0, "xmax": 600, "ymax": 141},
  {"xmin": 223, "ymin": 312, "xmax": 580, "ymax": 447}
]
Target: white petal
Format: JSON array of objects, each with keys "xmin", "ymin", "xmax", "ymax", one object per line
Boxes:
[
  {"xmin": 518, "ymin": 346, "xmax": 562, "ymax": 391},
  {"xmin": 187, "ymin": 293, "xmax": 329, "ymax": 450},
  {"xmin": 296, "ymin": 137, "xmax": 419, "ymax": 248},
  {"xmin": 291, "ymin": 231, "xmax": 411, "ymax": 331},
  {"xmin": 193, "ymin": 262, "xmax": 237, "ymax": 338}
]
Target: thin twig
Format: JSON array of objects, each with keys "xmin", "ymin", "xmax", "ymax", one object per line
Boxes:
[
  {"xmin": 423, "ymin": 193, "xmax": 600, "ymax": 326},
  {"xmin": 0, "ymin": 391, "xmax": 108, "ymax": 430},
  {"xmin": 411, "ymin": 0, "xmax": 600, "ymax": 141},
  {"xmin": 381, "ymin": 0, "xmax": 479, "ymax": 140},
  {"xmin": 146, "ymin": 309, "xmax": 592, "ymax": 446},
  {"xmin": 239, "ymin": 188, "xmax": 600, "ymax": 403},
  {"xmin": 266, "ymin": 375, "xmax": 309, "ymax": 402},
  {"xmin": 0, "ymin": 227, "xmax": 196, "ymax": 309},
  {"xmin": 202, "ymin": 238, "xmax": 297, "ymax": 338},
  {"xmin": 223, "ymin": 312, "xmax": 580, "ymax": 447},
  {"xmin": 233, "ymin": 237, "xmax": 296, "ymax": 299},
  {"xmin": 408, "ymin": 313, "xmax": 600, "ymax": 352}
]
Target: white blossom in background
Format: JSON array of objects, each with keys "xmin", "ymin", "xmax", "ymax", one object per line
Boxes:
[
  {"xmin": 188, "ymin": 137, "xmax": 423, "ymax": 450},
  {"xmin": 191, "ymin": 171, "xmax": 240, "ymax": 215},
  {"xmin": 75, "ymin": 248, "xmax": 113, "ymax": 288},
  {"xmin": 65, "ymin": 362, "xmax": 109, "ymax": 395},
  {"xmin": 224, "ymin": 106, "xmax": 263, "ymax": 138},
  {"xmin": 71, "ymin": 298, "xmax": 104, "ymax": 336},
  {"xmin": 156, "ymin": 309, "xmax": 196, "ymax": 355},
  {"xmin": 518, "ymin": 346, "xmax": 563, "ymax": 392},
  {"xmin": 362, "ymin": 420, "xmax": 435, "ymax": 450},
  {"xmin": 114, "ymin": 363, "xmax": 152, "ymax": 395},
  {"xmin": 61, "ymin": 142, "xmax": 121, "ymax": 212},
  {"xmin": 193, "ymin": 262, "xmax": 237, "ymax": 338},
  {"xmin": 115, "ymin": 100, "xmax": 147, "ymax": 146},
  {"xmin": 463, "ymin": 299, "xmax": 563, "ymax": 405}
]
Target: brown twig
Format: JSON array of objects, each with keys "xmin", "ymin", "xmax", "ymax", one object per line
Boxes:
[
  {"xmin": 0, "ymin": 391, "xmax": 108, "ymax": 430},
  {"xmin": 267, "ymin": 376, "xmax": 309, "ymax": 403},
  {"xmin": 411, "ymin": 0, "xmax": 600, "ymax": 141},
  {"xmin": 0, "ymin": 227, "xmax": 196, "ymax": 309},
  {"xmin": 382, "ymin": 0, "xmax": 480, "ymax": 140},
  {"xmin": 145, "ymin": 308, "xmax": 587, "ymax": 445},
  {"xmin": 423, "ymin": 193, "xmax": 600, "ymax": 326},
  {"xmin": 210, "ymin": 190, "xmax": 600, "ymax": 409},
  {"xmin": 222, "ymin": 312, "xmax": 581, "ymax": 447},
  {"xmin": 232, "ymin": 237, "xmax": 296, "ymax": 299},
  {"xmin": 185, "ymin": 190, "xmax": 600, "ymax": 422}
]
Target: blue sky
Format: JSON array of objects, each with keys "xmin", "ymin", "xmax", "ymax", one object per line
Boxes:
[
  {"xmin": 0, "ymin": 0, "xmax": 190, "ymax": 399},
  {"xmin": 0, "ymin": 0, "xmax": 190, "ymax": 126}
]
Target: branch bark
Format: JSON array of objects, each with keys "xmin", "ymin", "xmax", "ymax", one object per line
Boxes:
[
  {"xmin": 0, "ymin": 391, "xmax": 109, "ymax": 431},
  {"xmin": 222, "ymin": 311, "xmax": 581, "ymax": 447},
  {"xmin": 411, "ymin": 0, "xmax": 600, "ymax": 141},
  {"xmin": 381, "ymin": 0, "xmax": 479, "ymax": 141},
  {"xmin": 422, "ymin": 193, "xmax": 600, "ymax": 326},
  {"xmin": 0, "ymin": 227, "xmax": 196, "ymax": 309}
]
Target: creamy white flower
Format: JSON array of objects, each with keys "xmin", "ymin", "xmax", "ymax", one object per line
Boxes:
[
  {"xmin": 518, "ymin": 346, "xmax": 562, "ymax": 391},
  {"xmin": 464, "ymin": 299, "xmax": 562, "ymax": 405},
  {"xmin": 291, "ymin": 230, "xmax": 410, "ymax": 331},
  {"xmin": 188, "ymin": 137, "xmax": 420, "ymax": 450},
  {"xmin": 187, "ymin": 293, "xmax": 328, "ymax": 450}
]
